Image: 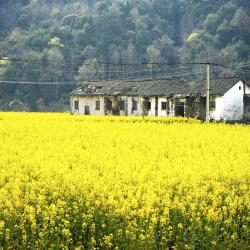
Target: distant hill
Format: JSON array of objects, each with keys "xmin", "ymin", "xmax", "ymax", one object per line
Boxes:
[{"xmin": 0, "ymin": 0, "xmax": 249, "ymax": 111}]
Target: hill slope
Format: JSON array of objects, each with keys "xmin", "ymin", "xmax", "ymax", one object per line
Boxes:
[{"xmin": 0, "ymin": 0, "xmax": 249, "ymax": 110}]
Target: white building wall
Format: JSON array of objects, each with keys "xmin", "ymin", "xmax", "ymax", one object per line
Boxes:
[
  {"xmin": 129, "ymin": 97, "xmax": 156, "ymax": 117},
  {"xmin": 210, "ymin": 96, "xmax": 223, "ymax": 121},
  {"xmin": 168, "ymin": 100, "xmax": 175, "ymax": 117},
  {"xmin": 210, "ymin": 81, "xmax": 245, "ymax": 121},
  {"xmin": 146, "ymin": 97, "xmax": 156, "ymax": 116},
  {"xmin": 126, "ymin": 96, "xmax": 133, "ymax": 116},
  {"xmin": 118, "ymin": 96, "xmax": 126, "ymax": 116},
  {"xmin": 71, "ymin": 96, "xmax": 105, "ymax": 115},
  {"xmin": 71, "ymin": 95, "xmax": 176, "ymax": 117},
  {"xmin": 127, "ymin": 97, "xmax": 142, "ymax": 116},
  {"xmin": 127, "ymin": 96, "xmax": 173, "ymax": 117},
  {"xmin": 104, "ymin": 96, "xmax": 135, "ymax": 116},
  {"xmin": 158, "ymin": 97, "xmax": 169, "ymax": 117}
]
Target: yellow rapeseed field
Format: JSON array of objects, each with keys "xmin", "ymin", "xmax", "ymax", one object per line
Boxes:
[{"xmin": 0, "ymin": 112, "xmax": 249, "ymax": 249}]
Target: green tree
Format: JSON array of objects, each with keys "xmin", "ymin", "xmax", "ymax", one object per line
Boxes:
[{"xmin": 75, "ymin": 58, "xmax": 105, "ymax": 82}]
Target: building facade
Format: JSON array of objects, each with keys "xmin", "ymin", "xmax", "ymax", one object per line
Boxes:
[
  {"xmin": 190, "ymin": 78, "xmax": 250, "ymax": 121},
  {"xmin": 70, "ymin": 79, "xmax": 189, "ymax": 117},
  {"xmin": 70, "ymin": 78, "xmax": 250, "ymax": 121}
]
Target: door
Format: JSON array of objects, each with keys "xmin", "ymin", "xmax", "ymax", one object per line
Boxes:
[
  {"xmin": 84, "ymin": 105, "xmax": 90, "ymax": 115},
  {"xmin": 175, "ymin": 102, "xmax": 185, "ymax": 117},
  {"xmin": 244, "ymin": 94, "xmax": 250, "ymax": 120}
]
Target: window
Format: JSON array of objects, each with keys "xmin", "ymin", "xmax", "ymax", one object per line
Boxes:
[
  {"xmin": 96, "ymin": 101, "xmax": 100, "ymax": 110},
  {"xmin": 74, "ymin": 100, "xmax": 79, "ymax": 110},
  {"xmin": 144, "ymin": 101, "xmax": 151, "ymax": 110},
  {"xmin": 161, "ymin": 102, "xmax": 167, "ymax": 110},
  {"xmin": 132, "ymin": 100, "xmax": 138, "ymax": 111},
  {"xmin": 239, "ymin": 86, "xmax": 242, "ymax": 90},
  {"xmin": 107, "ymin": 100, "xmax": 112, "ymax": 110},
  {"xmin": 119, "ymin": 100, "xmax": 125, "ymax": 110},
  {"xmin": 210, "ymin": 100, "xmax": 216, "ymax": 109}
]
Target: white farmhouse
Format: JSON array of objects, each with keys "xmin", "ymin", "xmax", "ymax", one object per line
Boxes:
[
  {"xmin": 69, "ymin": 78, "xmax": 250, "ymax": 122},
  {"xmin": 69, "ymin": 79, "xmax": 189, "ymax": 117},
  {"xmin": 192, "ymin": 78, "xmax": 250, "ymax": 121}
]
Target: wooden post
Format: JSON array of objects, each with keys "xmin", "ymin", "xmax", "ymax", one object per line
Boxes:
[
  {"xmin": 206, "ymin": 63, "xmax": 210, "ymax": 122},
  {"xmin": 109, "ymin": 64, "xmax": 112, "ymax": 80}
]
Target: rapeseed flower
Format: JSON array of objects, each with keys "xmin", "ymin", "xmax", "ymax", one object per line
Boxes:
[{"xmin": 0, "ymin": 113, "xmax": 249, "ymax": 249}]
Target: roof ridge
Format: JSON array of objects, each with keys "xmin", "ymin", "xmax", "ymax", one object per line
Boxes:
[{"xmin": 88, "ymin": 78, "xmax": 183, "ymax": 83}]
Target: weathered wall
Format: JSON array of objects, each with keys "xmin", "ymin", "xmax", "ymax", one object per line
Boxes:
[
  {"xmin": 71, "ymin": 82, "xmax": 250, "ymax": 120},
  {"xmin": 71, "ymin": 95, "xmax": 179, "ymax": 117},
  {"xmin": 158, "ymin": 97, "xmax": 168, "ymax": 117},
  {"xmin": 70, "ymin": 96, "xmax": 105, "ymax": 115},
  {"xmin": 127, "ymin": 97, "xmax": 142, "ymax": 116},
  {"xmin": 211, "ymin": 81, "xmax": 245, "ymax": 121},
  {"xmin": 185, "ymin": 97, "xmax": 198, "ymax": 118},
  {"xmin": 142, "ymin": 97, "xmax": 156, "ymax": 117}
]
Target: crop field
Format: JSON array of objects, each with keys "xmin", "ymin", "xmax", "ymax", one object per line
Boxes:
[{"xmin": 0, "ymin": 113, "xmax": 249, "ymax": 249}]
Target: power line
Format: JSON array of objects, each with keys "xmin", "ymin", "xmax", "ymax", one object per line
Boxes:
[
  {"xmin": 0, "ymin": 66, "xmax": 226, "ymax": 85},
  {"xmin": 1, "ymin": 56, "xmax": 248, "ymax": 85},
  {"xmin": 2, "ymin": 56, "xmax": 250, "ymax": 76},
  {"xmin": 0, "ymin": 80, "xmax": 77, "ymax": 85}
]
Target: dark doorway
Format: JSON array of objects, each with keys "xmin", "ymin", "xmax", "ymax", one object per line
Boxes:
[
  {"xmin": 244, "ymin": 94, "xmax": 250, "ymax": 120},
  {"xmin": 84, "ymin": 105, "xmax": 90, "ymax": 115},
  {"xmin": 175, "ymin": 102, "xmax": 185, "ymax": 117},
  {"xmin": 199, "ymin": 97, "xmax": 206, "ymax": 120},
  {"xmin": 155, "ymin": 97, "xmax": 158, "ymax": 117}
]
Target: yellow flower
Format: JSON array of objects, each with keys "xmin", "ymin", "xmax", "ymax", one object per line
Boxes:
[
  {"xmin": 62, "ymin": 228, "xmax": 71, "ymax": 238},
  {"xmin": 0, "ymin": 113, "xmax": 249, "ymax": 249}
]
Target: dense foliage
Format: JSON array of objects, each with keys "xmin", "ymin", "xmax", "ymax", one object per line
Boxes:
[
  {"xmin": 0, "ymin": 0, "xmax": 250, "ymax": 110},
  {"xmin": 0, "ymin": 113, "xmax": 250, "ymax": 249}
]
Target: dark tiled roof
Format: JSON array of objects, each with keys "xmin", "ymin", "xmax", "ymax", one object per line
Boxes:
[
  {"xmin": 70, "ymin": 79, "xmax": 190, "ymax": 97},
  {"xmin": 191, "ymin": 78, "xmax": 244, "ymax": 95}
]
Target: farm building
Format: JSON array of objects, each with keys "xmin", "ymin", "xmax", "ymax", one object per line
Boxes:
[
  {"xmin": 69, "ymin": 79, "xmax": 190, "ymax": 117},
  {"xmin": 190, "ymin": 78, "xmax": 250, "ymax": 121},
  {"xmin": 69, "ymin": 78, "xmax": 250, "ymax": 121}
]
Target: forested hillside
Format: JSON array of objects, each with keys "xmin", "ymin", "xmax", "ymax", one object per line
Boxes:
[{"xmin": 0, "ymin": 0, "xmax": 250, "ymax": 111}]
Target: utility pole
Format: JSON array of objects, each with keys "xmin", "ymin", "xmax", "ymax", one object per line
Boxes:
[
  {"xmin": 109, "ymin": 64, "xmax": 112, "ymax": 80},
  {"xmin": 206, "ymin": 63, "xmax": 210, "ymax": 122},
  {"xmin": 122, "ymin": 64, "xmax": 125, "ymax": 80}
]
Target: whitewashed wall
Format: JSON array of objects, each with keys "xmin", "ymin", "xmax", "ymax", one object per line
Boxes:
[
  {"xmin": 145, "ymin": 97, "xmax": 156, "ymax": 116},
  {"xmin": 118, "ymin": 96, "xmax": 126, "ymax": 116},
  {"xmin": 129, "ymin": 97, "xmax": 174, "ymax": 117},
  {"xmin": 128, "ymin": 97, "xmax": 157, "ymax": 117},
  {"xmin": 168, "ymin": 100, "xmax": 175, "ymax": 117},
  {"xmin": 71, "ymin": 95, "xmax": 176, "ymax": 117},
  {"xmin": 70, "ymin": 96, "xmax": 105, "ymax": 115},
  {"xmin": 127, "ymin": 97, "xmax": 142, "ymax": 116},
  {"xmin": 158, "ymin": 97, "xmax": 169, "ymax": 117},
  {"xmin": 210, "ymin": 81, "xmax": 246, "ymax": 121}
]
